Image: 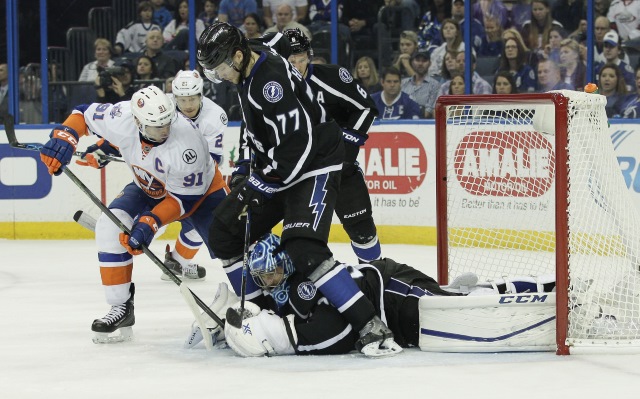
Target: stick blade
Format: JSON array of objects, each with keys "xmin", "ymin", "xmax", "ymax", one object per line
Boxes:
[
  {"xmin": 180, "ymin": 284, "xmax": 214, "ymax": 350},
  {"xmin": 2, "ymin": 113, "xmax": 18, "ymax": 146},
  {"xmin": 225, "ymin": 307, "xmax": 243, "ymax": 329}
]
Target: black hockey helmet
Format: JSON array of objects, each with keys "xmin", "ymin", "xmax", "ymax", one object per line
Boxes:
[
  {"xmin": 197, "ymin": 22, "xmax": 251, "ymax": 73},
  {"xmin": 283, "ymin": 28, "xmax": 313, "ymax": 57}
]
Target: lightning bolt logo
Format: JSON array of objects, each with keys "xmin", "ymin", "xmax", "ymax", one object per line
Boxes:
[{"xmin": 309, "ymin": 174, "xmax": 328, "ymax": 231}]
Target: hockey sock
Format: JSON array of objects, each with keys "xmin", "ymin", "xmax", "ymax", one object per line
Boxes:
[
  {"xmin": 351, "ymin": 236, "xmax": 382, "ymax": 263},
  {"xmin": 173, "ymin": 230, "xmax": 203, "ymax": 266}
]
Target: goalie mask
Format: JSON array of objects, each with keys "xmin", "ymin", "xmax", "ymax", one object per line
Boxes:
[
  {"xmin": 172, "ymin": 70, "xmax": 204, "ymax": 119},
  {"xmin": 131, "ymin": 85, "xmax": 176, "ymax": 144},
  {"xmin": 248, "ymin": 234, "xmax": 294, "ymax": 290},
  {"xmin": 197, "ymin": 22, "xmax": 251, "ymax": 83}
]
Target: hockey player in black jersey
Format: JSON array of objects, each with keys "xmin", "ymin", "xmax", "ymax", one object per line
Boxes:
[
  {"xmin": 282, "ymin": 28, "xmax": 382, "ymax": 263},
  {"xmin": 196, "ymin": 22, "xmax": 399, "ymax": 356}
]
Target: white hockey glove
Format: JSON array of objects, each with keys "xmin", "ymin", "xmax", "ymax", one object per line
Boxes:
[
  {"xmin": 225, "ymin": 304, "xmax": 298, "ymax": 357},
  {"xmin": 184, "ymin": 282, "xmax": 239, "ymax": 349}
]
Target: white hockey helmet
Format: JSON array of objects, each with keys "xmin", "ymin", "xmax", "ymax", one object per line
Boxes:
[
  {"xmin": 172, "ymin": 70, "xmax": 204, "ymax": 97},
  {"xmin": 130, "ymin": 85, "xmax": 176, "ymax": 143}
]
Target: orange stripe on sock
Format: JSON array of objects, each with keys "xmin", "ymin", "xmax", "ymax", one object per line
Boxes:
[
  {"xmin": 175, "ymin": 240, "xmax": 199, "ymax": 260},
  {"xmin": 100, "ymin": 265, "xmax": 133, "ymax": 286}
]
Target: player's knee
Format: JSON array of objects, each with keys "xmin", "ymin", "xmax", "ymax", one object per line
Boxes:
[
  {"xmin": 343, "ymin": 218, "xmax": 377, "ymax": 245},
  {"xmin": 95, "ymin": 209, "xmax": 134, "ymax": 253},
  {"xmin": 284, "ymin": 237, "xmax": 333, "ymax": 276}
]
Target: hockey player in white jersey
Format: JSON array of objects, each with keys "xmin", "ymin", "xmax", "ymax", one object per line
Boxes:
[
  {"xmin": 77, "ymin": 71, "xmax": 230, "ymax": 282},
  {"xmin": 40, "ymin": 86, "xmax": 229, "ymax": 343},
  {"xmin": 160, "ymin": 70, "xmax": 229, "ymax": 281}
]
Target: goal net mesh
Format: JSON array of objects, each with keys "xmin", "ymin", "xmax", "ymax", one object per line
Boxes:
[{"xmin": 439, "ymin": 91, "xmax": 640, "ymax": 349}]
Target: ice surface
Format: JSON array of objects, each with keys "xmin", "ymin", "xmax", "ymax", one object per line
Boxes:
[{"xmin": 1, "ymin": 240, "xmax": 639, "ymax": 398}]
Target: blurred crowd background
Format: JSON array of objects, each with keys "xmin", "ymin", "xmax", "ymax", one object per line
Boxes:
[{"xmin": 2, "ymin": 0, "xmax": 640, "ymax": 125}]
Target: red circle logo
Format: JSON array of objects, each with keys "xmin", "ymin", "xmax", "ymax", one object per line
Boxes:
[
  {"xmin": 361, "ymin": 132, "xmax": 427, "ymax": 194},
  {"xmin": 454, "ymin": 131, "xmax": 555, "ymax": 197}
]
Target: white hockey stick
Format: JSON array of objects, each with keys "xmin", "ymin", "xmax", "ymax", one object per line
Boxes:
[
  {"xmin": 73, "ymin": 210, "xmax": 97, "ymax": 232},
  {"xmin": 180, "ymin": 284, "xmax": 214, "ymax": 350}
]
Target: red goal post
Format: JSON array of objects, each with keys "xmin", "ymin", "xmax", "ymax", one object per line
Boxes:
[{"xmin": 435, "ymin": 92, "xmax": 640, "ymax": 355}]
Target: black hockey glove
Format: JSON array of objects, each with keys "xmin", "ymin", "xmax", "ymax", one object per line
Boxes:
[
  {"xmin": 237, "ymin": 172, "xmax": 281, "ymax": 209},
  {"xmin": 230, "ymin": 158, "xmax": 251, "ymax": 189},
  {"xmin": 342, "ymin": 129, "xmax": 367, "ymax": 164}
]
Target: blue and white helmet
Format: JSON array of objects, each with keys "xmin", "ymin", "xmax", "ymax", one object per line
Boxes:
[{"xmin": 248, "ymin": 234, "xmax": 295, "ymax": 289}]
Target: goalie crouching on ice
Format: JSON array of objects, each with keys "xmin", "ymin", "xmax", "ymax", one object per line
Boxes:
[{"xmin": 186, "ymin": 234, "xmax": 562, "ymax": 357}]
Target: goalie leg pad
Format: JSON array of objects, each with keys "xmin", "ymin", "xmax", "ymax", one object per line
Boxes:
[
  {"xmin": 225, "ymin": 308, "xmax": 298, "ymax": 357},
  {"xmin": 418, "ymin": 292, "xmax": 556, "ymax": 352}
]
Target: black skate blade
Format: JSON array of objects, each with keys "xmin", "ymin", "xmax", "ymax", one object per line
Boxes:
[{"xmin": 226, "ymin": 307, "xmax": 243, "ymax": 328}]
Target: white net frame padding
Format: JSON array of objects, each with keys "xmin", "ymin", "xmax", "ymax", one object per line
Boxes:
[{"xmin": 435, "ymin": 92, "xmax": 640, "ymax": 355}]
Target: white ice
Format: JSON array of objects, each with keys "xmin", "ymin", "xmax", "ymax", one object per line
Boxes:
[{"xmin": 1, "ymin": 240, "xmax": 640, "ymax": 398}]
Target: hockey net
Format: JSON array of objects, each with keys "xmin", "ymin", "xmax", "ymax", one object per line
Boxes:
[{"xmin": 435, "ymin": 91, "xmax": 640, "ymax": 354}]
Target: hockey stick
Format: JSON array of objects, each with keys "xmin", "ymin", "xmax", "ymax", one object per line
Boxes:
[
  {"xmin": 74, "ymin": 210, "xmax": 97, "ymax": 232},
  {"xmin": 1, "ymin": 114, "xmax": 123, "ymax": 163},
  {"xmin": 4, "ymin": 119, "xmax": 224, "ymax": 327},
  {"xmin": 225, "ymin": 206, "xmax": 252, "ymax": 328},
  {"xmin": 61, "ymin": 168, "xmax": 225, "ymax": 327}
]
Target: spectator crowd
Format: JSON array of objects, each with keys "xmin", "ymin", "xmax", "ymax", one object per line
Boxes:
[{"xmin": 8, "ymin": 0, "xmax": 640, "ymax": 122}]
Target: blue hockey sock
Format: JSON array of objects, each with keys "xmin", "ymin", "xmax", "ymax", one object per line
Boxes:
[{"xmin": 351, "ymin": 236, "xmax": 382, "ymax": 263}]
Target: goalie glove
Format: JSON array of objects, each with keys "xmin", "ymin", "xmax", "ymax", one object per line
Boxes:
[
  {"xmin": 225, "ymin": 306, "xmax": 298, "ymax": 357},
  {"xmin": 184, "ymin": 282, "xmax": 239, "ymax": 349},
  {"xmin": 76, "ymin": 138, "xmax": 122, "ymax": 169}
]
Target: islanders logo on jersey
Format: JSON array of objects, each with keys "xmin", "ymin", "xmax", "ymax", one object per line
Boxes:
[
  {"xmin": 263, "ymin": 81, "xmax": 284, "ymax": 103},
  {"xmin": 110, "ymin": 103, "xmax": 122, "ymax": 118},
  {"xmin": 338, "ymin": 67, "xmax": 353, "ymax": 83},
  {"xmin": 132, "ymin": 165, "xmax": 166, "ymax": 198}
]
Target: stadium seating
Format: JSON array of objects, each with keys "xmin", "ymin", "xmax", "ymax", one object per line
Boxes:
[
  {"xmin": 88, "ymin": 7, "xmax": 116, "ymax": 44},
  {"xmin": 311, "ymin": 28, "xmax": 353, "ymax": 68},
  {"xmin": 67, "ymin": 27, "xmax": 97, "ymax": 81},
  {"xmin": 377, "ymin": 5, "xmax": 417, "ymax": 70}
]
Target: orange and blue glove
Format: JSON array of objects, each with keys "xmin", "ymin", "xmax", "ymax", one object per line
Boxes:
[
  {"xmin": 40, "ymin": 125, "xmax": 80, "ymax": 175},
  {"xmin": 119, "ymin": 212, "xmax": 161, "ymax": 255},
  {"xmin": 76, "ymin": 138, "xmax": 122, "ymax": 169}
]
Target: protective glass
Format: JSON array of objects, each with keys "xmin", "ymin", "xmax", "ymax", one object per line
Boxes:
[{"xmin": 203, "ymin": 59, "xmax": 235, "ymax": 83}]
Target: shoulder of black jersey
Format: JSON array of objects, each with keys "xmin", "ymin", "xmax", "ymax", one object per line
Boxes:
[
  {"xmin": 312, "ymin": 63, "xmax": 358, "ymax": 85},
  {"xmin": 250, "ymin": 32, "xmax": 291, "ymax": 58}
]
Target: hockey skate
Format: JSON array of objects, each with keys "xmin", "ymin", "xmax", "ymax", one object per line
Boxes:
[
  {"xmin": 356, "ymin": 316, "xmax": 403, "ymax": 358},
  {"xmin": 91, "ymin": 283, "xmax": 135, "ymax": 344},
  {"xmin": 161, "ymin": 245, "xmax": 206, "ymax": 281}
]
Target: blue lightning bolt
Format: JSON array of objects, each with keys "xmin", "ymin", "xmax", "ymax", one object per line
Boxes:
[{"xmin": 310, "ymin": 174, "xmax": 328, "ymax": 231}]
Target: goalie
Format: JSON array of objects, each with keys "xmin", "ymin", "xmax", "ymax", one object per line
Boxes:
[{"xmin": 185, "ymin": 234, "xmax": 562, "ymax": 357}]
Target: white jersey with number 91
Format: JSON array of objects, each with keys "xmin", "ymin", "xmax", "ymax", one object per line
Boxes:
[{"xmin": 80, "ymin": 101, "xmax": 215, "ymax": 205}]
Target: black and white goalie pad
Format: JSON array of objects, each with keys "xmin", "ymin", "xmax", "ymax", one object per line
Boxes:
[{"xmin": 420, "ymin": 275, "xmax": 557, "ymax": 352}]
